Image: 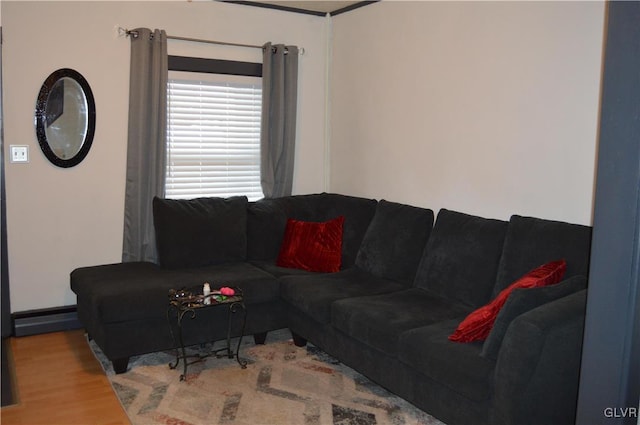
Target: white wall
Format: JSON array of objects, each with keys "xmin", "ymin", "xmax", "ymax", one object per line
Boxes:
[
  {"xmin": 1, "ymin": 0, "xmax": 607, "ymax": 312},
  {"xmin": 2, "ymin": 1, "xmax": 327, "ymax": 312},
  {"xmin": 330, "ymin": 1, "xmax": 605, "ymax": 225}
]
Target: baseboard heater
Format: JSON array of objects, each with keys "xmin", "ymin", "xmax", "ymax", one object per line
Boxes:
[{"xmin": 12, "ymin": 306, "xmax": 82, "ymax": 337}]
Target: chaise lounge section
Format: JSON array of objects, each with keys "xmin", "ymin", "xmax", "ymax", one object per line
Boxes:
[
  {"xmin": 71, "ymin": 192, "xmax": 591, "ymax": 425},
  {"xmin": 71, "ymin": 193, "xmax": 379, "ymax": 372}
]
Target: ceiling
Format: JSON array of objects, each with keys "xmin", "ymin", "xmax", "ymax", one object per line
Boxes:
[{"xmin": 223, "ymin": 1, "xmax": 377, "ymax": 16}]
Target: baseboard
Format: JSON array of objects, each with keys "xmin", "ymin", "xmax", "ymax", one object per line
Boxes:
[{"xmin": 12, "ymin": 305, "xmax": 82, "ymax": 337}]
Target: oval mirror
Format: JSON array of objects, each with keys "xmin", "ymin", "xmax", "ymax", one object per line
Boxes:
[{"xmin": 35, "ymin": 68, "xmax": 96, "ymax": 168}]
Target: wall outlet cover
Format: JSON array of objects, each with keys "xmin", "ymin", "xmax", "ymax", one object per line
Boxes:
[{"xmin": 10, "ymin": 145, "xmax": 29, "ymax": 163}]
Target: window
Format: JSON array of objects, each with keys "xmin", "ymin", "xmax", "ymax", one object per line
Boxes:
[{"xmin": 165, "ymin": 57, "xmax": 264, "ymax": 201}]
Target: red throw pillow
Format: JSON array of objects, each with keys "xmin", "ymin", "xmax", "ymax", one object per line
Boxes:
[
  {"xmin": 276, "ymin": 216, "xmax": 345, "ymax": 273},
  {"xmin": 449, "ymin": 259, "xmax": 567, "ymax": 343}
]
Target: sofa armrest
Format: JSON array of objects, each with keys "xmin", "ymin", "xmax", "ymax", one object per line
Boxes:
[{"xmin": 491, "ymin": 289, "xmax": 587, "ymax": 425}]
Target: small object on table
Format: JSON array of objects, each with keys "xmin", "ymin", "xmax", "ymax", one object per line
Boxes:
[
  {"xmin": 203, "ymin": 283, "xmax": 211, "ymax": 305},
  {"xmin": 220, "ymin": 287, "xmax": 235, "ymax": 296}
]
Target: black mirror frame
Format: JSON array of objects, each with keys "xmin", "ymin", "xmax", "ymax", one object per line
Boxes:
[{"xmin": 35, "ymin": 68, "xmax": 96, "ymax": 168}]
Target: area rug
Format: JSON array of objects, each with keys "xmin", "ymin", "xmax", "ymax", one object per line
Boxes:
[{"xmin": 89, "ymin": 330, "xmax": 445, "ymax": 425}]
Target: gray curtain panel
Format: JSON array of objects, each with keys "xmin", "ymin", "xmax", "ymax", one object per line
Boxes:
[
  {"xmin": 260, "ymin": 43, "xmax": 299, "ymax": 199},
  {"xmin": 122, "ymin": 28, "xmax": 168, "ymax": 263}
]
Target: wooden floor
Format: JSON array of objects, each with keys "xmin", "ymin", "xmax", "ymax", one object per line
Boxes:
[{"xmin": 0, "ymin": 330, "xmax": 130, "ymax": 425}]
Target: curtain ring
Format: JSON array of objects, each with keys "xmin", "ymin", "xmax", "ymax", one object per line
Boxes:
[
  {"xmin": 272, "ymin": 46, "xmax": 289, "ymax": 55},
  {"xmin": 266, "ymin": 44, "xmax": 302, "ymax": 55}
]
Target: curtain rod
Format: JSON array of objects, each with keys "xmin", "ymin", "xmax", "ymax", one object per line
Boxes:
[{"xmin": 119, "ymin": 27, "xmax": 304, "ymax": 55}]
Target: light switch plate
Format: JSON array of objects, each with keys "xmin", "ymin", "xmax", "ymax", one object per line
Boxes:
[{"xmin": 10, "ymin": 145, "xmax": 29, "ymax": 163}]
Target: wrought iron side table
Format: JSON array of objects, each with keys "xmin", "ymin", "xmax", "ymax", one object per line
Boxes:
[{"xmin": 167, "ymin": 286, "xmax": 247, "ymax": 380}]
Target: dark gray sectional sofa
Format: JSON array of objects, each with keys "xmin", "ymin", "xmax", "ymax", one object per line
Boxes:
[{"xmin": 70, "ymin": 192, "xmax": 592, "ymax": 425}]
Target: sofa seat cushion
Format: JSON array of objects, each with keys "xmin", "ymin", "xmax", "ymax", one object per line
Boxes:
[
  {"xmin": 414, "ymin": 209, "xmax": 508, "ymax": 309},
  {"xmin": 71, "ymin": 262, "xmax": 184, "ymax": 325},
  {"xmin": 398, "ymin": 319, "xmax": 496, "ymax": 402},
  {"xmin": 251, "ymin": 260, "xmax": 321, "ymax": 278},
  {"xmin": 331, "ymin": 288, "xmax": 470, "ymax": 356},
  {"xmin": 280, "ymin": 267, "xmax": 405, "ymax": 324},
  {"xmin": 71, "ymin": 261, "xmax": 180, "ymax": 301},
  {"xmin": 72, "ymin": 262, "xmax": 279, "ymax": 323}
]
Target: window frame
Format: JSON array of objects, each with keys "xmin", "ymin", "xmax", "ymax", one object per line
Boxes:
[
  {"xmin": 168, "ymin": 56, "xmax": 262, "ymax": 78},
  {"xmin": 165, "ymin": 55, "xmax": 264, "ymax": 201}
]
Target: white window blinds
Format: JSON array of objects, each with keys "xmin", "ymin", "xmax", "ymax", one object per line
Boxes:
[{"xmin": 166, "ymin": 74, "xmax": 263, "ymax": 201}]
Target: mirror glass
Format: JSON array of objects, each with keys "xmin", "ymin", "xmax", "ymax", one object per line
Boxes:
[{"xmin": 35, "ymin": 68, "xmax": 95, "ymax": 168}]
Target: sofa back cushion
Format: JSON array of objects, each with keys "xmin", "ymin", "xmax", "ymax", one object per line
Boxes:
[
  {"xmin": 247, "ymin": 193, "xmax": 377, "ymax": 268},
  {"xmin": 246, "ymin": 193, "xmax": 377, "ymax": 267},
  {"xmin": 153, "ymin": 196, "xmax": 248, "ymax": 269},
  {"xmin": 355, "ymin": 200, "xmax": 434, "ymax": 284},
  {"xmin": 284, "ymin": 193, "xmax": 379, "ymax": 268},
  {"xmin": 414, "ymin": 209, "xmax": 508, "ymax": 308},
  {"xmin": 247, "ymin": 197, "xmax": 290, "ymax": 261},
  {"xmin": 491, "ymin": 215, "xmax": 592, "ymax": 298}
]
